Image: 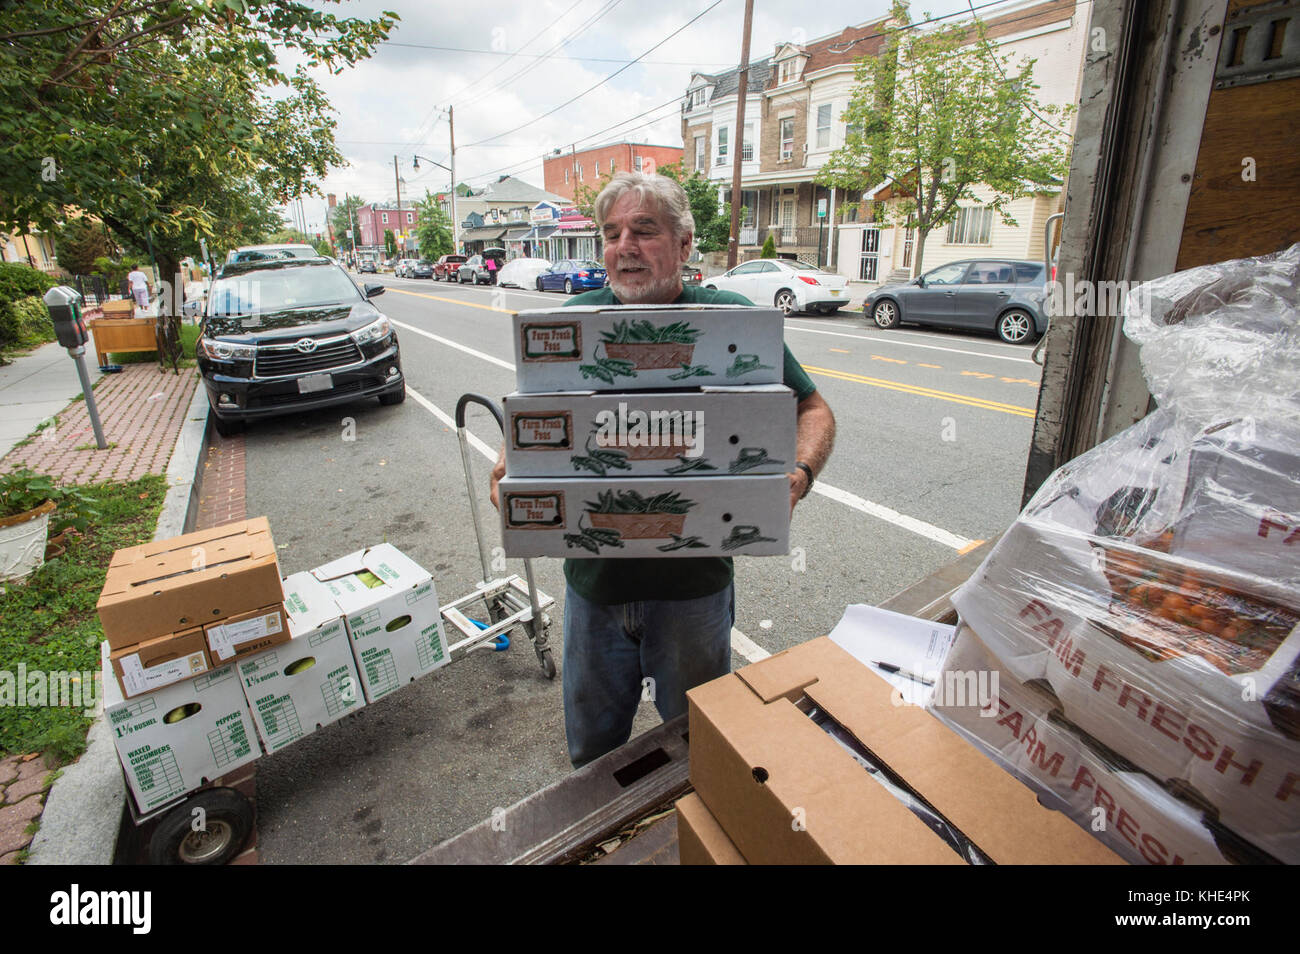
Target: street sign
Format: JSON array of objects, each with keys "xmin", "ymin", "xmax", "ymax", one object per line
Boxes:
[
  {"xmin": 817, "ymin": 198, "xmax": 827, "ymax": 219},
  {"xmin": 346, "ymin": 229, "xmax": 353, "ymax": 238}
]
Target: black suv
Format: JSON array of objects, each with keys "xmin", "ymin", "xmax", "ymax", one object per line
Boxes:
[{"xmin": 197, "ymin": 258, "xmax": 404, "ymax": 436}]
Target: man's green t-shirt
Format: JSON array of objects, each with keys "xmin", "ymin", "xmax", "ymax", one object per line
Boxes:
[{"xmin": 561, "ymin": 283, "xmax": 816, "ymax": 604}]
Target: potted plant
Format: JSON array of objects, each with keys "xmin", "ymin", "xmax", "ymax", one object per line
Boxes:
[{"xmin": 0, "ymin": 468, "xmax": 97, "ymax": 582}]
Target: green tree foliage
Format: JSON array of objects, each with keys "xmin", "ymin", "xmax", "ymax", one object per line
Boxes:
[
  {"xmin": 329, "ymin": 194, "xmax": 367, "ymax": 253},
  {"xmin": 383, "ymin": 230, "xmax": 397, "ymax": 257},
  {"xmin": 414, "ymin": 193, "xmax": 453, "ymax": 260},
  {"xmin": 816, "ymin": 1, "xmax": 1073, "ymax": 275},
  {"xmin": 55, "ymin": 218, "xmax": 116, "ymax": 275},
  {"xmin": 0, "ymin": 2, "xmax": 396, "ymax": 306},
  {"xmin": 760, "ymin": 234, "xmax": 777, "ymax": 259},
  {"xmin": 0, "ymin": 263, "xmax": 57, "ymax": 354}
]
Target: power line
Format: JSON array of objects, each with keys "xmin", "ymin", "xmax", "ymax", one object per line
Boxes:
[
  {"xmin": 462, "ymin": 0, "xmax": 728, "ymax": 148},
  {"xmin": 383, "ymin": 41, "xmax": 732, "ymax": 68}
]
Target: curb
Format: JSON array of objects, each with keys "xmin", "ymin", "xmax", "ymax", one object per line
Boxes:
[{"xmin": 27, "ymin": 376, "xmax": 211, "ymax": 865}]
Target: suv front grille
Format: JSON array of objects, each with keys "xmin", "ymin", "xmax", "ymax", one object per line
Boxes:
[{"xmin": 254, "ymin": 336, "xmax": 363, "ymax": 377}]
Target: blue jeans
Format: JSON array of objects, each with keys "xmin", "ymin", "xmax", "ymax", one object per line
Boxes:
[{"xmin": 562, "ymin": 583, "xmax": 735, "ymax": 768}]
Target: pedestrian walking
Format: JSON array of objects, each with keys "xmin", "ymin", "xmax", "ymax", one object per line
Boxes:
[
  {"xmin": 126, "ymin": 266, "xmax": 151, "ymax": 312},
  {"xmin": 485, "ymin": 254, "xmax": 499, "ymax": 284}
]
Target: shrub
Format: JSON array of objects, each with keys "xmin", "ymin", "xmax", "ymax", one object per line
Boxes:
[
  {"xmin": 0, "ymin": 263, "xmax": 58, "ymax": 352},
  {"xmin": 11, "ymin": 296, "xmax": 54, "ymax": 346},
  {"xmin": 760, "ymin": 234, "xmax": 777, "ymax": 258}
]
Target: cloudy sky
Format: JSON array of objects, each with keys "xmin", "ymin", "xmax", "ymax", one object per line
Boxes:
[{"xmin": 286, "ymin": 0, "xmax": 1006, "ymax": 234}]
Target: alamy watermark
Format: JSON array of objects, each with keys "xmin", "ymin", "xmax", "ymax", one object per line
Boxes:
[
  {"xmin": 0, "ymin": 665, "xmax": 100, "ymax": 715},
  {"xmin": 890, "ymin": 664, "xmax": 1000, "ymax": 717},
  {"xmin": 1045, "ymin": 273, "xmax": 1153, "ymax": 319}
]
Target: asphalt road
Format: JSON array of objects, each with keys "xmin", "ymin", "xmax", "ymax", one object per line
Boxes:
[{"xmin": 242, "ymin": 271, "xmax": 1043, "ymax": 863}]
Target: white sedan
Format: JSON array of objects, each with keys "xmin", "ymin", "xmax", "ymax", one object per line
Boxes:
[
  {"xmin": 703, "ymin": 259, "xmax": 850, "ymax": 316},
  {"xmin": 497, "ymin": 257, "xmax": 552, "ymax": 289}
]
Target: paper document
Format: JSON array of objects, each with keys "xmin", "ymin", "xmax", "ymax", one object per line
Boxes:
[{"xmin": 828, "ymin": 604, "xmax": 956, "ymax": 706}]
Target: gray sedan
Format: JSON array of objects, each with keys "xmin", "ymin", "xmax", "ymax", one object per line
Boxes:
[{"xmin": 864, "ymin": 259, "xmax": 1049, "ymax": 344}]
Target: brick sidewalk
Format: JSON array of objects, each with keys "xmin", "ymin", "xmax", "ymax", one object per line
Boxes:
[{"xmin": 1, "ymin": 363, "xmax": 198, "ymax": 484}]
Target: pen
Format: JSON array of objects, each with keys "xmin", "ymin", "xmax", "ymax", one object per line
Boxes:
[{"xmin": 874, "ymin": 661, "xmax": 935, "ymax": 686}]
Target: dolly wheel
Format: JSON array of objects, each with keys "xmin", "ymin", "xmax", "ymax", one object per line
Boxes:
[
  {"xmin": 149, "ymin": 787, "xmax": 253, "ymax": 865},
  {"xmin": 539, "ymin": 648, "xmax": 557, "ymax": 680}
]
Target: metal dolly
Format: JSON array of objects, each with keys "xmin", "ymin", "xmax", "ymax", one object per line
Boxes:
[{"xmin": 439, "ymin": 393, "xmax": 556, "ymax": 679}]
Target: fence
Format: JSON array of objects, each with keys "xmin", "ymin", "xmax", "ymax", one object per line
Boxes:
[{"xmin": 70, "ymin": 274, "xmax": 113, "ymax": 305}]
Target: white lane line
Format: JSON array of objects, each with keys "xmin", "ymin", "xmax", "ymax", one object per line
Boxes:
[
  {"xmin": 407, "ymin": 386, "xmax": 498, "ymax": 462},
  {"xmin": 396, "ymin": 319, "xmax": 975, "ymax": 553},
  {"xmin": 813, "ymin": 481, "xmax": 974, "ymax": 551},
  {"xmin": 390, "ymin": 318, "xmax": 516, "ymax": 371},
  {"xmin": 785, "ymin": 322, "xmax": 1038, "ymax": 365},
  {"xmin": 731, "ymin": 627, "xmax": 771, "ymax": 664}
]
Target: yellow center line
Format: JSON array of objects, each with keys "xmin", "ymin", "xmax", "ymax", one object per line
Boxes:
[
  {"xmin": 918, "ymin": 363, "xmax": 942, "ymax": 369},
  {"xmin": 871, "ymin": 354, "xmax": 908, "ymax": 364},
  {"xmin": 829, "ymin": 347, "xmax": 851, "ymax": 354},
  {"xmin": 386, "ymin": 286, "xmax": 517, "ymax": 314},
  {"xmin": 958, "ymin": 538, "xmax": 987, "ymax": 555},
  {"xmin": 802, "ymin": 365, "xmax": 1036, "ymax": 417}
]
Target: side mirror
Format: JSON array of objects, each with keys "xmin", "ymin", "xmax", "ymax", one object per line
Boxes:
[
  {"xmin": 914, "ymin": 276, "xmax": 926, "ymax": 287},
  {"xmin": 364, "ymin": 284, "xmax": 385, "ymax": 298}
]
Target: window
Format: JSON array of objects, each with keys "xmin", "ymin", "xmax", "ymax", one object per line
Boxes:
[
  {"xmin": 816, "ymin": 104, "xmax": 832, "ymax": 149},
  {"xmin": 770, "ymin": 188, "xmax": 780, "ymax": 225},
  {"xmin": 593, "ymin": 159, "xmax": 600, "ymax": 175},
  {"xmin": 722, "ymin": 189, "xmax": 758, "ymax": 228},
  {"xmin": 687, "ymin": 88, "xmax": 707, "ymax": 110},
  {"xmin": 924, "ymin": 262, "xmax": 969, "ymax": 285},
  {"xmin": 381, "ymin": 212, "xmax": 389, "ymax": 224},
  {"xmin": 741, "ymin": 123, "xmax": 753, "ymax": 161},
  {"xmin": 846, "ymin": 121, "xmax": 862, "ymax": 142},
  {"xmin": 946, "ymin": 206, "xmax": 993, "ymax": 244},
  {"xmin": 406, "ymin": 213, "xmax": 414, "ymax": 224},
  {"xmin": 610, "ymin": 159, "xmax": 616, "ymax": 172},
  {"xmin": 635, "ymin": 155, "xmax": 643, "ymax": 171},
  {"xmin": 778, "ymin": 59, "xmax": 798, "ymax": 84},
  {"xmin": 965, "ymin": 262, "xmax": 1013, "ymax": 284},
  {"xmin": 716, "ymin": 126, "xmax": 728, "ymax": 166},
  {"xmin": 780, "ymin": 118, "xmax": 795, "ymax": 160},
  {"xmin": 578, "ymin": 163, "xmax": 584, "ymax": 181},
  {"xmin": 694, "ymin": 136, "xmax": 706, "ymax": 170},
  {"xmin": 780, "ymin": 199, "xmax": 794, "ymax": 232},
  {"xmin": 564, "ymin": 169, "xmax": 569, "ymax": 184}
]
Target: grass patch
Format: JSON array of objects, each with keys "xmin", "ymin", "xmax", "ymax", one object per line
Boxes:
[
  {"xmin": 0, "ymin": 474, "xmax": 167, "ymax": 764},
  {"xmin": 74, "ymin": 442, "xmax": 117, "ymax": 452}
]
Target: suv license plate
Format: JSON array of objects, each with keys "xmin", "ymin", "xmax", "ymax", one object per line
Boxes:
[{"xmin": 298, "ymin": 374, "xmax": 333, "ymax": 394}]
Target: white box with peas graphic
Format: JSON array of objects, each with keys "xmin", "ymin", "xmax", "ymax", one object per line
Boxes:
[
  {"xmin": 310, "ymin": 544, "xmax": 447, "ymax": 703},
  {"xmin": 498, "ymin": 475, "xmax": 790, "ymax": 558},
  {"xmin": 503, "ymin": 385, "xmax": 797, "ymax": 478},
  {"xmin": 511, "ymin": 305, "xmax": 784, "ymax": 393},
  {"xmin": 236, "ymin": 573, "xmax": 365, "ymax": 752}
]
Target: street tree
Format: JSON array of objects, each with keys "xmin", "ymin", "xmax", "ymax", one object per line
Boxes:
[
  {"xmin": 330, "ymin": 194, "xmax": 367, "ymax": 253},
  {"xmin": 0, "ymin": 1, "xmax": 396, "ymax": 304},
  {"xmin": 414, "ymin": 193, "xmax": 454, "ymax": 260},
  {"xmin": 54, "ymin": 217, "xmax": 117, "ymax": 275},
  {"xmin": 384, "ymin": 230, "xmax": 397, "ymax": 257},
  {"xmin": 816, "ymin": 1, "xmax": 1073, "ymax": 275}
]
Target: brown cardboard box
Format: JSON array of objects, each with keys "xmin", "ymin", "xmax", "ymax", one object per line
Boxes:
[
  {"xmin": 109, "ymin": 627, "xmax": 211, "ymax": 698},
  {"xmin": 100, "ymin": 299, "xmax": 136, "ymax": 318},
  {"xmin": 204, "ymin": 604, "xmax": 290, "ymax": 664},
  {"xmin": 97, "ymin": 518, "xmax": 283, "ymax": 649},
  {"xmin": 687, "ymin": 636, "xmax": 1124, "ymax": 865},
  {"xmin": 676, "ymin": 792, "xmax": 746, "ymax": 865}
]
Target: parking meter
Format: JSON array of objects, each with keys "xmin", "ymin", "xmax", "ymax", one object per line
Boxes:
[
  {"xmin": 43, "ymin": 286, "xmax": 89, "ymax": 349},
  {"xmin": 42, "ymin": 286, "xmax": 107, "ymax": 449}
]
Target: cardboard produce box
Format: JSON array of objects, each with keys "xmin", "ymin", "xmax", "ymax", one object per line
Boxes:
[
  {"xmin": 502, "ymin": 385, "xmax": 797, "ymax": 479},
  {"xmin": 511, "ymin": 305, "xmax": 784, "ymax": 392},
  {"xmin": 204, "ymin": 604, "xmax": 290, "ymax": 663},
  {"xmin": 953, "ymin": 518, "xmax": 1300, "ymax": 863},
  {"xmin": 310, "ymin": 544, "xmax": 448, "ymax": 703},
  {"xmin": 687, "ymin": 636, "xmax": 1123, "ymax": 865},
  {"xmin": 675, "ymin": 792, "xmax": 746, "ymax": 865},
  {"xmin": 499, "ymin": 475, "xmax": 789, "ymax": 559},
  {"xmin": 237, "ymin": 574, "xmax": 364, "ymax": 752},
  {"xmin": 109, "ymin": 627, "xmax": 211, "ymax": 699},
  {"xmin": 102, "ymin": 641, "xmax": 260, "ymax": 812},
  {"xmin": 932, "ymin": 624, "xmax": 1276, "ymax": 864},
  {"xmin": 97, "ymin": 518, "xmax": 283, "ymax": 648}
]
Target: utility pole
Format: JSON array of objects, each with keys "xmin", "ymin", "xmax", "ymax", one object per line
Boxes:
[
  {"xmin": 393, "ymin": 155, "xmax": 404, "ymax": 255},
  {"xmin": 449, "ymin": 105, "xmax": 459, "ymax": 254},
  {"xmin": 726, "ymin": 0, "xmax": 755, "ymax": 270}
]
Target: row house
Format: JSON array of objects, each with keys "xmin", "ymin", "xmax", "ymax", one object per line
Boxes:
[
  {"xmin": 682, "ymin": 0, "xmax": 1088, "ymax": 284},
  {"xmin": 355, "ymin": 202, "xmax": 419, "ymax": 260}
]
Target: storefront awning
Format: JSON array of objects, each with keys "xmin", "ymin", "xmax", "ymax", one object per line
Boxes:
[
  {"xmin": 460, "ymin": 227, "xmax": 507, "ymax": 241},
  {"xmin": 522, "ymin": 225, "xmax": 557, "ymax": 241}
]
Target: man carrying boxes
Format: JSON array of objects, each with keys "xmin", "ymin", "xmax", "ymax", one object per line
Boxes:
[{"xmin": 491, "ymin": 172, "xmax": 837, "ymax": 767}]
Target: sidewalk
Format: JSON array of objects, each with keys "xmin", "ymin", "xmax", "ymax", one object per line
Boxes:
[{"xmin": 0, "ymin": 332, "xmax": 210, "ymax": 864}]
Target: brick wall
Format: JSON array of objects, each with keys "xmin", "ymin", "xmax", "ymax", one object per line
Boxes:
[
  {"xmin": 760, "ymin": 98, "xmax": 807, "ymax": 173},
  {"xmin": 543, "ymin": 143, "xmax": 684, "ymax": 199}
]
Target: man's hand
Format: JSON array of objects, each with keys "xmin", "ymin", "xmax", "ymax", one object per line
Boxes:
[
  {"xmin": 489, "ymin": 444, "xmax": 506, "ymax": 511},
  {"xmin": 789, "ymin": 390, "xmax": 834, "ymax": 515},
  {"xmin": 788, "ymin": 469, "xmax": 809, "ymax": 514}
]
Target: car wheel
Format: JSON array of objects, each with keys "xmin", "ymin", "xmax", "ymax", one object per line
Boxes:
[
  {"xmin": 565, "ymin": 279, "xmax": 574, "ymax": 295},
  {"xmin": 378, "ymin": 381, "xmax": 406, "ymax": 406},
  {"xmin": 997, "ymin": 309, "xmax": 1035, "ymax": 344},
  {"xmin": 148, "ymin": 788, "xmax": 252, "ymax": 865},
  {"xmin": 211, "ymin": 410, "xmax": 244, "ymax": 438},
  {"xmin": 872, "ymin": 299, "xmax": 900, "ymax": 329},
  {"xmin": 774, "ymin": 289, "xmax": 798, "ymax": 316},
  {"xmin": 536, "ymin": 277, "xmax": 544, "ymax": 291}
]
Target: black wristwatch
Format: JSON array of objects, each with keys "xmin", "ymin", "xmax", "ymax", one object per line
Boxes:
[{"xmin": 794, "ymin": 461, "xmax": 815, "ymax": 498}]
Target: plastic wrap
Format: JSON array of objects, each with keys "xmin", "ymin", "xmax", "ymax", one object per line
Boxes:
[{"xmin": 952, "ymin": 247, "xmax": 1300, "ymax": 864}]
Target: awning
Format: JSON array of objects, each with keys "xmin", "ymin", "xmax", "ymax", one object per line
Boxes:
[
  {"xmin": 460, "ymin": 227, "xmax": 507, "ymax": 241},
  {"xmin": 555, "ymin": 219, "xmax": 594, "ymax": 231},
  {"xmin": 522, "ymin": 225, "xmax": 557, "ymax": 241},
  {"xmin": 503, "ymin": 225, "xmax": 531, "ymax": 240}
]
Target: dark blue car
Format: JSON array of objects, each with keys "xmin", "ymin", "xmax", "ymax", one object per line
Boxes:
[{"xmin": 535, "ymin": 259, "xmax": 607, "ymax": 294}]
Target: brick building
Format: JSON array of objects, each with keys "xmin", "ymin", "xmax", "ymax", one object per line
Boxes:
[
  {"xmin": 355, "ymin": 202, "xmax": 420, "ymax": 260},
  {"xmin": 542, "ymin": 142, "xmax": 684, "ymax": 201}
]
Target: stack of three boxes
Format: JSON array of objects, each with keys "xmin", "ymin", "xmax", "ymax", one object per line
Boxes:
[{"xmin": 497, "ymin": 304, "xmax": 796, "ymax": 558}]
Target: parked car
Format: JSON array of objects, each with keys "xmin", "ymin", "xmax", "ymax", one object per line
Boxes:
[
  {"xmin": 196, "ymin": 257, "xmax": 404, "ymax": 436},
  {"xmin": 433, "ymin": 254, "xmax": 468, "ymax": 281},
  {"xmin": 224, "ymin": 243, "xmax": 317, "ymax": 266},
  {"xmin": 357, "ymin": 261, "xmax": 377, "ymax": 274},
  {"xmin": 410, "ymin": 261, "xmax": 434, "ymax": 279},
  {"xmin": 497, "ymin": 257, "xmax": 551, "ymax": 289},
  {"xmin": 681, "ymin": 263, "xmax": 703, "ymax": 286},
  {"xmin": 863, "ymin": 259, "xmax": 1049, "ymax": 344},
  {"xmin": 703, "ymin": 258, "xmax": 849, "ymax": 315},
  {"xmin": 395, "ymin": 258, "xmax": 420, "ymax": 278},
  {"xmin": 536, "ymin": 259, "xmax": 608, "ymax": 294},
  {"xmin": 457, "ymin": 249, "xmax": 506, "ymax": 284}
]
